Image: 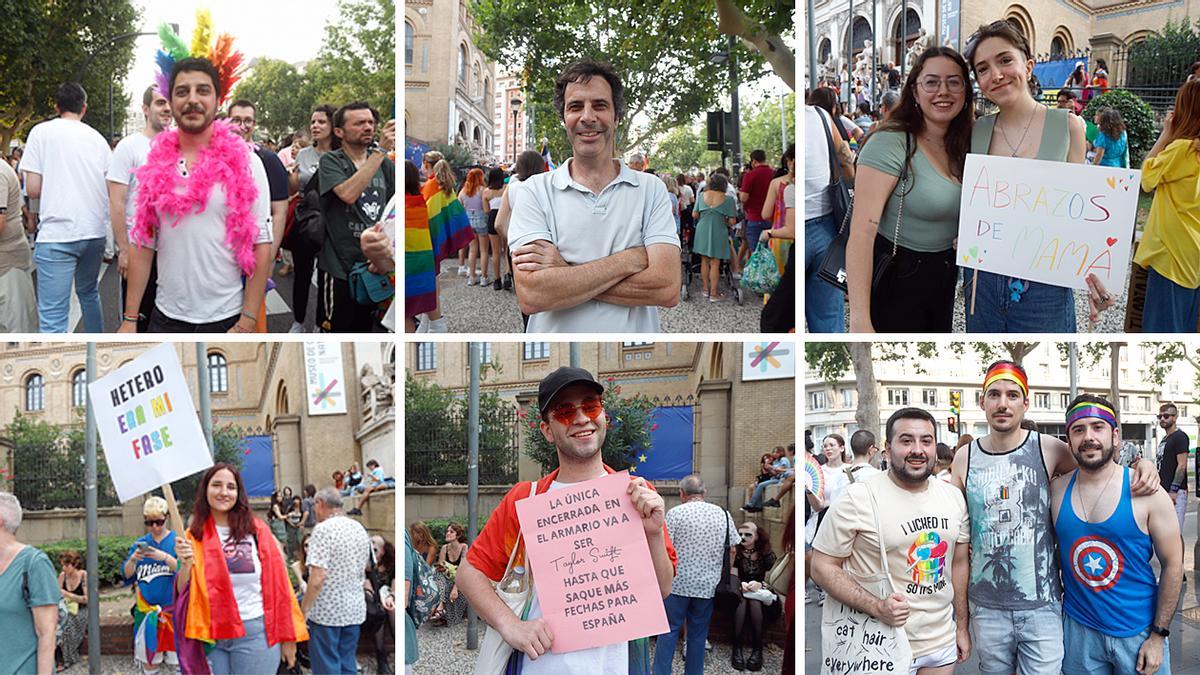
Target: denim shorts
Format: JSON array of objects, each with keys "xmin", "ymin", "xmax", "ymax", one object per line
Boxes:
[
  {"xmin": 970, "ymin": 602, "xmax": 1064, "ymax": 674},
  {"xmin": 1062, "ymin": 612, "xmax": 1171, "ymax": 674}
]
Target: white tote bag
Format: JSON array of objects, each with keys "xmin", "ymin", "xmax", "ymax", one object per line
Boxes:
[
  {"xmin": 820, "ymin": 485, "xmax": 913, "ymax": 675},
  {"xmin": 474, "ymin": 481, "xmax": 538, "ymax": 675}
]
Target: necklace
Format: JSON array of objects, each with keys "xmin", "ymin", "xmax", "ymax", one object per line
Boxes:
[
  {"xmin": 921, "ymin": 134, "xmax": 946, "ymax": 148},
  {"xmin": 998, "ymin": 105, "xmax": 1039, "ymax": 157},
  {"xmin": 1075, "ymin": 464, "xmax": 1118, "ymax": 522}
]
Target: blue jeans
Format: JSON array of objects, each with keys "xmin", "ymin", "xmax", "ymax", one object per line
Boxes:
[
  {"xmin": 1062, "ymin": 612, "xmax": 1171, "ymax": 674},
  {"xmin": 965, "ymin": 271, "xmax": 1076, "ymax": 333},
  {"xmin": 653, "ymin": 594, "xmax": 714, "ymax": 675},
  {"xmin": 744, "ymin": 219, "xmax": 770, "ymax": 248},
  {"xmin": 747, "ymin": 478, "xmax": 781, "ymax": 507},
  {"xmin": 804, "ymin": 212, "xmax": 845, "ymax": 332},
  {"xmin": 207, "ymin": 616, "xmax": 281, "ymax": 675},
  {"xmin": 308, "ymin": 620, "xmax": 361, "ymax": 675},
  {"xmin": 1142, "ymin": 266, "xmax": 1200, "ymax": 332},
  {"xmin": 970, "ymin": 602, "xmax": 1064, "ymax": 674},
  {"xmin": 33, "ymin": 237, "xmax": 104, "ymax": 333}
]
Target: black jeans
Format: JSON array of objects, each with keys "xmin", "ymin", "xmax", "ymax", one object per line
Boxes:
[
  {"xmin": 147, "ymin": 308, "xmax": 239, "ymax": 333},
  {"xmin": 291, "ymin": 247, "xmax": 316, "ymax": 324},
  {"xmin": 869, "ymin": 234, "xmax": 957, "ymax": 332},
  {"xmin": 316, "ymin": 268, "xmax": 378, "ymax": 332},
  {"xmin": 119, "ymin": 257, "xmax": 158, "ymax": 333}
]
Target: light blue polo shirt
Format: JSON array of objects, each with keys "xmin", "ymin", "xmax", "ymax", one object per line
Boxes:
[{"xmin": 508, "ymin": 158, "xmax": 681, "ymax": 333}]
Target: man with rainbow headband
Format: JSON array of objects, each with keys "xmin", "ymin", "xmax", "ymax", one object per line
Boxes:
[
  {"xmin": 1050, "ymin": 394, "xmax": 1182, "ymax": 674},
  {"xmin": 120, "ymin": 22, "xmax": 273, "ymax": 334},
  {"xmin": 950, "ymin": 361, "xmax": 1159, "ymax": 672}
]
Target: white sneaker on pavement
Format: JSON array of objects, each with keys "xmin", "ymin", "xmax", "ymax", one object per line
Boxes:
[
  {"xmin": 426, "ymin": 317, "xmax": 449, "ymax": 333},
  {"xmin": 457, "ymin": 266, "xmax": 468, "ymax": 276},
  {"xmin": 288, "ymin": 321, "xmax": 305, "ymax": 333}
]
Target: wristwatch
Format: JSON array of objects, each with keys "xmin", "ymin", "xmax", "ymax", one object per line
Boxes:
[{"xmin": 1149, "ymin": 624, "xmax": 1170, "ymax": 638}]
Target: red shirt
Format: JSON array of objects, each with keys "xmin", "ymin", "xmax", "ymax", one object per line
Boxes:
[
  {"xmin": 740, "ymin": 164, "xmax": 776, "ymax": 222},
  {"xmin": 467, "ymin": 464, "xmax": 678, "ymax": 582}
]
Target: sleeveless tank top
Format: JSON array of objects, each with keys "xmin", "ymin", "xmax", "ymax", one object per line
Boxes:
[
  {"xmin": 1057, "ymin": 467, "xmax": 1157, "ymax": 637},
  {"xmin": 461, "ymin": 189, "xmax": 484, "ymax": 213},
  {"xmin": 970, "ymin": 107, "xmax": 1071, "ymax": 161},
  {"xmin": 965, "ymin": 430, "xmax": 1061, "ymax": 609}
]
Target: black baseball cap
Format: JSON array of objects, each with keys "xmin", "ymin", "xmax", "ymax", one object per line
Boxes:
[{"xmin": 538, "ymin": 367, "xmax": 604, "ymax": 418}]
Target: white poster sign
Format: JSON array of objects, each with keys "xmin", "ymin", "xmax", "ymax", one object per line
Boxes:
[
  {"xmin": 742, "ymin": 342, "xmax": 795, "ymax": 381},
  {"xmin": 957, "ymin": 154, "xmax": 1140, "ymax": 290},
  {"xmin": 87, "ymin": 343, "xmax": 213, "ymax": 503},
  {"xmin": 305, "ymin": 341, "xmax": 347, "ymax": 416}
]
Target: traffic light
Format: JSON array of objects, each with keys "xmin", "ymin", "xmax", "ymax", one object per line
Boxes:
[
  {"xmin": 950, "ymin": 390, "xmax": 961, "ymax": 416},
  {"xmin": 948, "ymin": 417, "xmax": 957, "ymax": 433}
]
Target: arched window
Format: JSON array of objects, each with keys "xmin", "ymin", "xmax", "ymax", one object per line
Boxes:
[
  {"xmin": 25, "ymin": 373, "xmax": 44, "ymax": 412},
  {"xmin": 473, "ymin": 62, "xmax": 482, "ymax": 98},
  {"xmin": 850, "ymin": 16, "xmax": 874, "ymax": 56},
  {"xmin": 71, "ymin": 369, "xmax": 86, "ymax": 408},
  {"xmin": 1050, "ymin": 36, "xmax": 1066, "ymax": 59},
  {"xmin": 207, "ymin": 353, "xmax": 228, "ymax": 393},
  {"xmin": 892, "ymin": 9, "xmax": 922, "ymax": 63},
  {"xmin": 818, "ymin": 38, "xmax": 832, "ymax": 64},
  {"xmin": 484, "ymin": 77, "xmax": 491, "ymax": 103},
  {"xmin": 458, "ymin": 44, "xmax": 468, "ymax": 83},
  {"xmin": 405, "ymin": 22, "xmax": 415, "ymax": 66}
]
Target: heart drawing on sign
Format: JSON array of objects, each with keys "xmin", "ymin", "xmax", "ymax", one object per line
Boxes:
[
  {"xmin": 1106, "ymin": 237, "xmax": 1118, "ymax": 247},
  {"xmin": 1106, "ymin": 176, "xmax": 1116, "ymax": 189},
  {"xmin": 968, "ymin": 246, "xmax": 979, "ymax": 258}
]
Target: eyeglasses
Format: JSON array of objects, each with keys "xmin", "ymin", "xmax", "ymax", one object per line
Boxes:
[
  {"xmin": 917, "ymin": 76, "xmax": 966, "ymax": 93},
  {"xmin": 549, "ymin": 398, "xmax": 604, "ymax": 426},
  {"xmin": 144, "ymin": 519, "xmax": 166, "ymax": 527},
  {"xmin": 229, "ymin": 117, "xmax": 255, "ymax": 127}
]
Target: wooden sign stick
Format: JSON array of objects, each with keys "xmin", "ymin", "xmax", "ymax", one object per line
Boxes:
[
  {"xmin": 161, "ymin": 483, "xmax": 186, "ymax": 535},
  {"xmin": 969, "ymin": 269, "xmax": 979, "ymax": 316}
]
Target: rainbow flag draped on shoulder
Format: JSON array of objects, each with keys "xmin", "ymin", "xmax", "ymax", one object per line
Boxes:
[
  {"xmin": 424, "ymin": 186, "xmax": 473, "ymax": 266},
  {"xmin": 405, "ymin": 194, "xmax": 437, "ymax": 318}
]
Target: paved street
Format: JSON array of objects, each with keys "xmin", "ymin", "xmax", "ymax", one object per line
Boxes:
[{"xmin": 806, "ymin": 500, "xmax": 1200, "ymax": 673}]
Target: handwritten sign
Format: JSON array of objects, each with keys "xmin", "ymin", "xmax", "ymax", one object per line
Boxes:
[
  {"xmin": 514, "ymin": 471, "xmax": 668, "ymax": 653},
  {"xmin": 957, "ymin": 155, "xmax": 1140, "ymax": 290},
  {"xmin": 87, "ymin": 343, "xmax": 212, "ymax": 503},
  {"xmin": 821, "ymin": 600, "xmax": 911, "ymax": 674}
]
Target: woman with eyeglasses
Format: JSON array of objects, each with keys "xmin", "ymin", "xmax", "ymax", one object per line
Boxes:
[
  {"xmin": 121, "ymin": 496, "xmax": 179, "ymax": 674},
  {"xmin": 964, "ymin": 21, "xmax": 1113, "ymax": 331},
  {"xmin": 846, "ymin": 46, "xmax": 974, "ymax": 332}
]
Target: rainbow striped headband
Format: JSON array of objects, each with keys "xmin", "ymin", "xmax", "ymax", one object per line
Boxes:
[
  {"xmin": 1066, "ymin": 401, "xmax": 1118, "ymax": 429},
  {"xmin": 983, "ymin": 364, "xmax": 1028, "ymax": 396}
]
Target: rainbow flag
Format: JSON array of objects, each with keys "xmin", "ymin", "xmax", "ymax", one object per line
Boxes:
[
  {"xmin": 405, "ymin": 194, "xmax": 437, "ymax": 318},
  {"xmin": 426, "ymin": 190, "xmax": 474, "ymax": 267},
  {"xmin": 804, "ymin": 454, "xmax": 825, "ymax": 501},
  {"xmin": 133, "ymin": 586, "xmax": 175, "ymax": 665}
]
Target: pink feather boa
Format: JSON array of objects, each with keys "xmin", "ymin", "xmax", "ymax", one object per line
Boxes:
[{"xmin": 132, "ymin": 121, "xmax": 260, "ymax": 275}]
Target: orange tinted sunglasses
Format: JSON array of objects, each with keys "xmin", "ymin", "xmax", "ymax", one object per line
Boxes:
[{"xmin": 549, "ymin": 397, "xmax": 604, "ymax": 426}]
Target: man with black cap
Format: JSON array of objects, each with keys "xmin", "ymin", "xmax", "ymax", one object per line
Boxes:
[{"xmin": 457, "ymin": 366, "xmax": 677, "ymax": 673}]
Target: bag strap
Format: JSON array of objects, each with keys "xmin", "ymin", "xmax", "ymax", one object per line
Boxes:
[
  {"xmin": 500, "ymin": 481, "xmax": 539, "ymax": 580},
  {"xmin": 816, "ymin": 108, "xmax": 842, "ymax": 187},
  {"xmin": 887, "ymin": 134, "xmax": 912, "ymax": 258},
  {"xmin": 864, "ymin": 483, "xmax": 897, "ymax": 596}
]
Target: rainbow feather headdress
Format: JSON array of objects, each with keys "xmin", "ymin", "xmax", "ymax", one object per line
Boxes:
[{"xmin": 153, "ymin": 10, "xmax": 244, "ymax": 105}]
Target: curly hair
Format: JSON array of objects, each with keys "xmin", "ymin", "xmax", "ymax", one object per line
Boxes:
[{"xmin": 553, "ymin": 60, "xmax": 626, "ymax": 123}]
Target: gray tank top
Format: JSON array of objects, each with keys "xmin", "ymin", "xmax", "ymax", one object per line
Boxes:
[{"xmin": 964, "ymin": 430, "xmax": 1062, "ymax": 609}]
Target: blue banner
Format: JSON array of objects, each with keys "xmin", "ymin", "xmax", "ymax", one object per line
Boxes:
[
  {"xmin": 1034, "ymin": 58, "xmax": 1088, "ymax": 92},
  {"xmin": 240, "ymin": 435, "xmax": 275, "ymax": 497},
  {"xmin": 629, "ymin": 406, "xmax": 694, "ymax": 480}
]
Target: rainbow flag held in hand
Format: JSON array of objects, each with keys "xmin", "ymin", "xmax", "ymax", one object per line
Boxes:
[
  {"xmin": 405, "ymin": 194, "xmax": 437, "ymax": 319},
  {"xmin": 426, "ymin": 190, "xmax": 474, "ymax": 267}
]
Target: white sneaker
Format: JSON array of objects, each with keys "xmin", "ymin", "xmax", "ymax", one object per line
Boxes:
[
  {"xmin": 415, "ymin": 315, "xmax": 430, "ymax": 333},
  {"xmin": 457, "ymin": 266, "xmax": 469, "ymax": 276},
  {"xmin": 481, "ymin": 275, "xmax": 492, "ymax": 286},
  {"xmin": 426, "ymin": 317, "xmax": 449, "ymax": 333},
  {"xmin": 287, "ymin": 321, "xmax": 305, "ymax": 333},
  {"xmin": 466, "ymin": 276, "xmax": 478, "ymax": 286}
]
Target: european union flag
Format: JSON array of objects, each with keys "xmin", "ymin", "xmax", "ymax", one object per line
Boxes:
[{"xmin": 629, "ymin": 406, "xmax": 694, "ymax": 480}]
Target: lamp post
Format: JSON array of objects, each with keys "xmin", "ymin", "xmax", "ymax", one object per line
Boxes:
[
  {"xmin": 510, "ymin": 96, "xmax": 522, "ymax": 164},
  {"xmin": 708, "ymin": 38, "xmax": 743, "ymax": 176}
]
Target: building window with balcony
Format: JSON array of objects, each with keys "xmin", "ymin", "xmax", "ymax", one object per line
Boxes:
[
  {"xmin": 25, "ymin": 373, "xmax": 43, "ymax": 412},
  {"xmin": 416, "ymin": 343, "xmax": 437, "ymax": 371},
  {"xmin": 207, "ymin": 353, "xmax": 228, "ymax": 393},
  {"xmin": 887, "ymin": 388, "xmax": 909, "ymax": 406}
]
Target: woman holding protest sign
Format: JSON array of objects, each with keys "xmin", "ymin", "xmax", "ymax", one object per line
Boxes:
[
  {"xmin": 121, "ymin": 497, "xmax": 178, "ymax": 675},
  {"xmin": 1133, "ymin": 79, "xmax": 1200, "ymax": 331},
  {"xmin": 846, "ymin": 46, "xmax": 974, "ymax": 332},
  {"xmin": 173, "ymin": 464, "xmax": 307, "ymax": 674},
  {"xmin": 963, "ymin": 20, "xmax": 1115, "ymax": 331}
]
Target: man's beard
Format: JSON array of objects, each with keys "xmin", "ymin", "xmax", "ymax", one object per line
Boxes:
[
  {"xmin": 890, "ymin": 451, "xmax": 933, "ymax": 484},
  {"xmin": 1073, "ymin": 439, "xmax": 1115, "ymax": 471},
  {"xmin": 174, "ymin": 104, "xmax": 213, "ymax": 134}
]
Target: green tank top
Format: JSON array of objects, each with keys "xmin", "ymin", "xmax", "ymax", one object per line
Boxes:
[{"xmin": 971, "ymin": 107, "xmax": 1070, "ymax": 161}]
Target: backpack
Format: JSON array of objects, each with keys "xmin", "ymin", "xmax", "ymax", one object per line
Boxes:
[
  {"xmin": 282, "ymin": 170, "xmax": 324, "ymax": 256},
  {"xmin": 407, "ymin": 549, "xmax": 441, "ymax": 627}
]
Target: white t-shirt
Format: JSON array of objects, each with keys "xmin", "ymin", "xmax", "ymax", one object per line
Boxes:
[
  {"xmin": 145, "ymin": 148, "xmax": 272, "ymax": 323},
  {"xmin": 20, "ymin": 118, "xmax": 111, "ymax": 243},
  {"xmin": 215, "ymin": 526, "xmax": 264, "ymax": 621},
  {"xmin": 804, "ymin": 106, "xmax": 833, "ymax": 220},
  {"xmin": 106, "ymin": 132, "xmax": 153, "ymax": 231},
  {"xmin": 507, "ymin": 159, "xmax": 680, "ymax": 334},
  {"xmin": 523, "ymin": 480, "xmax": 627, "ymax": 675}
]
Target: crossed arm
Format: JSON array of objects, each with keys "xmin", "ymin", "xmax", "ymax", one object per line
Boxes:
[{"xmin": 511, "ymin": 240, "xmax": 679, "ymax": 314}]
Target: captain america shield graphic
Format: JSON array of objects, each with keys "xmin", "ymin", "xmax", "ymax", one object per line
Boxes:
[{"xmin": 1069, "ymin": 536, "xmax": 1124, "ymax": 592}]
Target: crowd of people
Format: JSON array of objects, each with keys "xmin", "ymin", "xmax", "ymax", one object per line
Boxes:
[
  {"xmin": 404, "ymin": 59, "xmax": 795, "ymax": 334},
  {"xmin": 403, "ymin": 366, "xmax": 796, "ymax": 675},
  {"xmin": 2, "ymin": 54, "xmax": 395, "ymax": 334},
  {"xmin": 805, "ymin": 360, "xmax": 1187, "ymax": 673},
  {"xmin": 0, "ymin": 462, "xmax": 398, "ymax": 674},
  {"xmin": 805, "ymin": 21, "xmax": 1200, "ymax": 333}
]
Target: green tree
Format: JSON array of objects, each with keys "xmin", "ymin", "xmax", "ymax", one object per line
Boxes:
[
  {"xmin": 231, "ymin": 58, "xmax": 315, "ymax": 142},
  {"xmin": 738, "ymin": 92, "xmax": 795, "ymax": 161},
  {"xmin": 470, "ymin": 0, "xmax": 792, "ymax": 156},
  {"xmin": 306, "ymin": 0, "xmax": 396, "ymax": 118},
  {"xmin": 165, "ymin": 423, "xmax": 245, "ymax": 521},
  {"xmin": 0, "ymin": 0, "xmax": 140, "ymax": 148},
  {"xmin": 521, "ymin": 378, "xmax": 656, "ymax": 473},
  {"xmin": 1080, "ymin": 90, "xmax": 1156, "ymax": 167},
  {"xmin": 651, "ymin": 124, "xmax": 722, "ymax": 174}
]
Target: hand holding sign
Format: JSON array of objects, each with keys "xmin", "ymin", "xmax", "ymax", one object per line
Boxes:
[{"xmin": 514, "ymin": 471, "xmax": 669, "ymax": 654}]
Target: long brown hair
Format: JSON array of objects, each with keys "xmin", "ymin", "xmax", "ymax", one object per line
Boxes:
[
  {"xmin": 461, "ymin": 167, "xmax": 484, "ymax": 197},
  {"xmin": 876, "ymin": 46, "xmax": 975, "ymax": 182},
  {"xmin": 1166, "ymin": 79, "xmax": 1200, "ymax": 147},
  {"xmin": 1098, "ymin": 108, "xmax": 1125, "ymax": 141},
  {"xmin": 189, "ymin": 463, "xmax": 256, "ymax": 543},
  {"xmin": 408, "ymin": 521, "xmax": 437, "ymax": 562}
]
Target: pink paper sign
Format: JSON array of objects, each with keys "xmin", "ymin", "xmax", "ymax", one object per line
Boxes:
[{"xmin": 514, "ymin": 470, "xmax": 669, "ymax": 653}]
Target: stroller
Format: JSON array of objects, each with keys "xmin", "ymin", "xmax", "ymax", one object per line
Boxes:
[{"xmin": 679, "ymin": 215, "xmax": 744, "ymax": 304}]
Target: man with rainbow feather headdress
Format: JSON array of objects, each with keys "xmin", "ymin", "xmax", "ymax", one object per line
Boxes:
[
  {"xmin": 119, "ymin": 13, "xmax": 274, "ymax": 334},
  {"xmin": 949, "ymin": 361, "xmax": 1160, "ymax": 672}
]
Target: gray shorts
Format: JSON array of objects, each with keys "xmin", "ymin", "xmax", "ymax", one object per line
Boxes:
[{"xmin": 970, "ymin": 602, "xmax": 1064, "ymax": 674}]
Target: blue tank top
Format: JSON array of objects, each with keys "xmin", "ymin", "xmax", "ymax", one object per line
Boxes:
[{"xmin": 1056, "ymin": 467, "xmax": 1157, "ymax": 637}]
